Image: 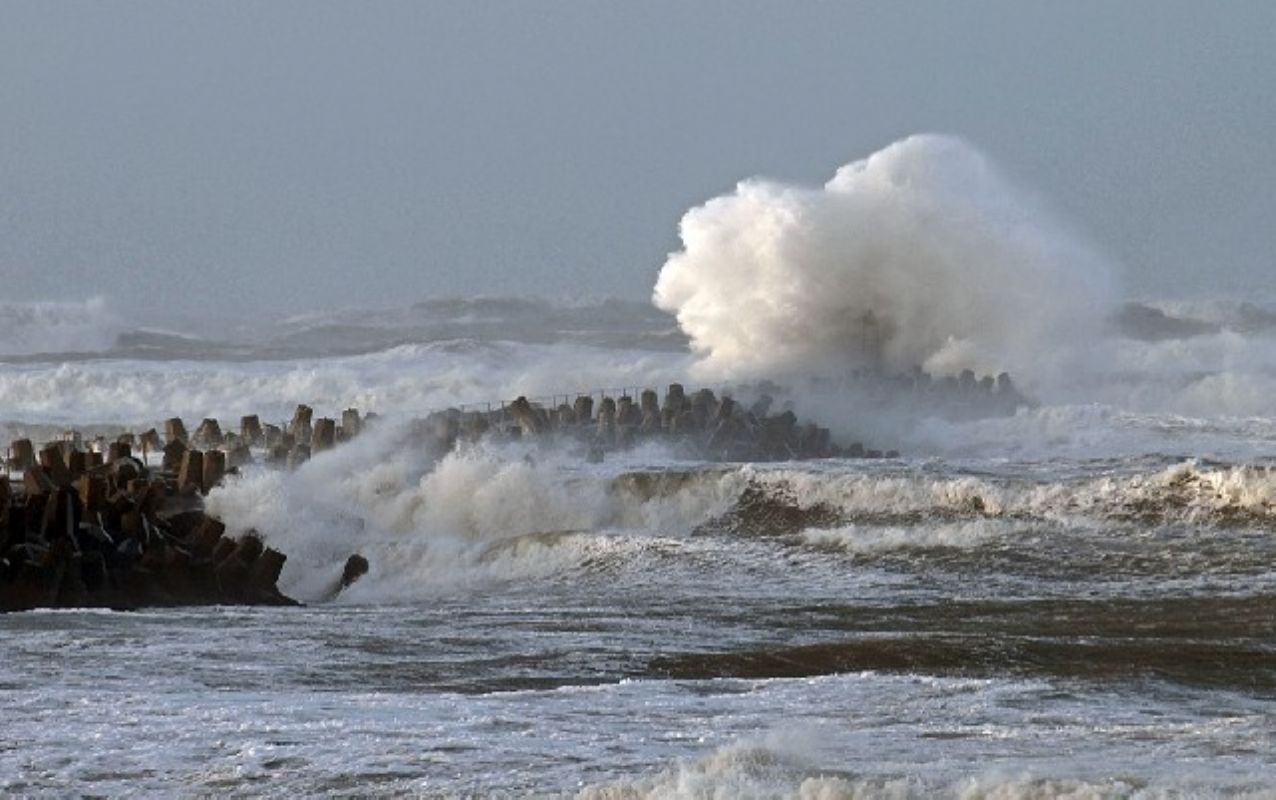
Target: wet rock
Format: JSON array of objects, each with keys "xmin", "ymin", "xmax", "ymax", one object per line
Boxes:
[
  {"xmin": 8, "ymin": 438, "xmax": 36, "ymax": 471},
  {"xmin": 110, "ymin": 456, "xmax": 145, "ymax": 486},
  {"xmin": 509, "ymin": 396, "xmax": 547, "ymax": 436},
  {"xmin": 690, "ymin": 389, "xmax": 716, "ymax": 430},
  {"xmin": 750, "ymin": 394, "xmax": 774, "ymax": 418},
  {"xmin": 596, "ymin": 397, "xmax": 617, "ymax": 439},
  {"xmin": 664, "ymin": 383, "xmax": 687, "ymax": 416},
  {"xmin": 287, "ymin": 444, "xmax": 311, "ymax": 470},
  {"xmin": 616, "ymin": 396, "xmax": 642, "ymax": 427},
  {"xmin": 1, "ymin": 442, "xmax": 296, "ymax": 612},
  {"xmin": 670, "ymin": 409, "xmax": 697, "ymax": 436},
  {"xmin": 340, "ymin": 408, "xmax": 361, "ymax": 439},
  {"xmin": 77, "ymin": 475, "xmax": 107, "ymax": 514},
  {"xmin": 67, "ymin": 450, "xmax": 89, "ymax": 476},
  {"xmin": 193, "ymin": 418, "xmax": 224, "ymax": 449},
  {"xmin": 249, "ymin": 548, "xmax": 287, "ymax": 593},
  {"xmin": 165, "ymin": 418, "xmax": 189, "ymax": 445},
  {"xmin": 290, "ymin": 404, "xmax": 314, "ymax": 444},
  {"xmin": 139, "ymin": 428, "xmax": 162, "ymax": 456},
  {"xmin": 203, "ymin": 449, "xmax": 227, "ymax": 493},
  {"xmin": 240, "ymin": 415, "xmax": 264, "ymax": 446},
  {"xmin": 0, "ymin": 478, "xmax": 11, "ymax": 549},
  {"xmin": 23, "ymin": 464, "xmax": 56, "ymax": 497},
  {"xmin": 161, "ymin": 509, "xmax": 209, "ymax": 542},
  {"xmin": 340, "ymin": 554, "xmax": 369, "ymax": 590},
  {"xmin": 572, "ymin": 395, "xmax": 594, "ymax": 425},
  {"xmin": 178, "ymin": 450, "xmax": 204, "ymax": 494},
  {"xmin": 264, "ymin": 443, "xmax": 288, "ymax": 467},
  {"xmin": 187, "ymin": 517, "xmax": 226, "ymax": 559},
  {"xmin": 162, "ymin": 438, "xmax": 188, "ymax": 472},
  {"xmin": 214, "ymin": 533, "xmax": 262, "ymax": 598},
  {"xmin": 639, "ymin": 390, "xmax": 662, "ymax": 433},
  {"xmin": 39, "ymin": 445, "xmax": 74, "ymax": 487},
  {"xmin": 227, "ymin": 443, "xmax": 253, "ymax": 469},
  {"xmin": 311, "ymin": 418, "xmax": 336, "ymax": 453}
]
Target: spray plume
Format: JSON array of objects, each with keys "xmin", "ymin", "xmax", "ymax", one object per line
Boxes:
[{"xmin": 653, "ymin": 134, "xmax": 1117, "ymax": 391}]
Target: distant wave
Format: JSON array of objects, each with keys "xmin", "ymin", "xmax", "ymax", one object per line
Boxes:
[
  {"xmin": 253, "ymin": 296, "xmax": 686, "ymax": 358},
  {"xmin": 0, "ymin": 296, "xmax": 686, "ymax": 363},
  {"xmin": 0, "ymin": 297, "xmax": 124, "ymax": 357},
  {"xmin": 1113, "ymin": 299, "xmax": 1276, "ymax": 341},
  {"xmin": 0, "ymin": 338, "xmax": 691, "ymax": 429}
]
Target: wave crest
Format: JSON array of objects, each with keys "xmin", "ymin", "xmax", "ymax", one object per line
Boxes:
[{"xmin": 0, "ymin": 297, "xmax": 122, "ymax": 357}]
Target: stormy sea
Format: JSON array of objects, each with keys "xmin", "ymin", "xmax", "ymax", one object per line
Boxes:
[{"xmin": 3, "ymin": 137, "xmax": 1274, "ymax": 796}]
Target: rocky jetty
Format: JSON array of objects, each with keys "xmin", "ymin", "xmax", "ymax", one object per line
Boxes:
[
  {"xmin": 4, "ymin": 371, "xmax": 1023, "ymax": 612},
  {"xmin": 1, "ymin": 433, "xmax": 295, "ymax": 613},
  {"xmin": 804, "ymin": 366, "xmax": 1032, "ymax": 421},
  {"xmin": 414, "ymin": 382, "xmax": 898, "ymax": 461}
]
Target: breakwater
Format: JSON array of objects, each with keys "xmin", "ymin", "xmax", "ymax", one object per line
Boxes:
[
  {"xmin": 1, "ymin": 380, "xmax": 909, "ymax": 612},
  {"xmin": 0, "ymin": 429, "xmax": 295, "ymax": 613},
  {"xmin": 415, "ymin": 382, "xmax": 893, "ymax": 461}
]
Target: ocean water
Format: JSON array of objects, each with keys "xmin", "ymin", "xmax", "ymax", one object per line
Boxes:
[{"xmin": 2, "ymin": 297, "xmax": 1275, "ymax": 797}]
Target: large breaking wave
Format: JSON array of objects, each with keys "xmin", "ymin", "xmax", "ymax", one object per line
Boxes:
[
  {"xmin": 653, "ymin": 134, "xmax": 1117, "ymax": 391},
  {"xmin": 204, "ymin": 420, "xmax": 1276, "ymax": 604}
]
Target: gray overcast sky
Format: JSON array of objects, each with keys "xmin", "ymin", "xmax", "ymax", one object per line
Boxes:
[{"xmin": 2, "ymin": 1, "xmax": 1274, "ymax": 315}]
